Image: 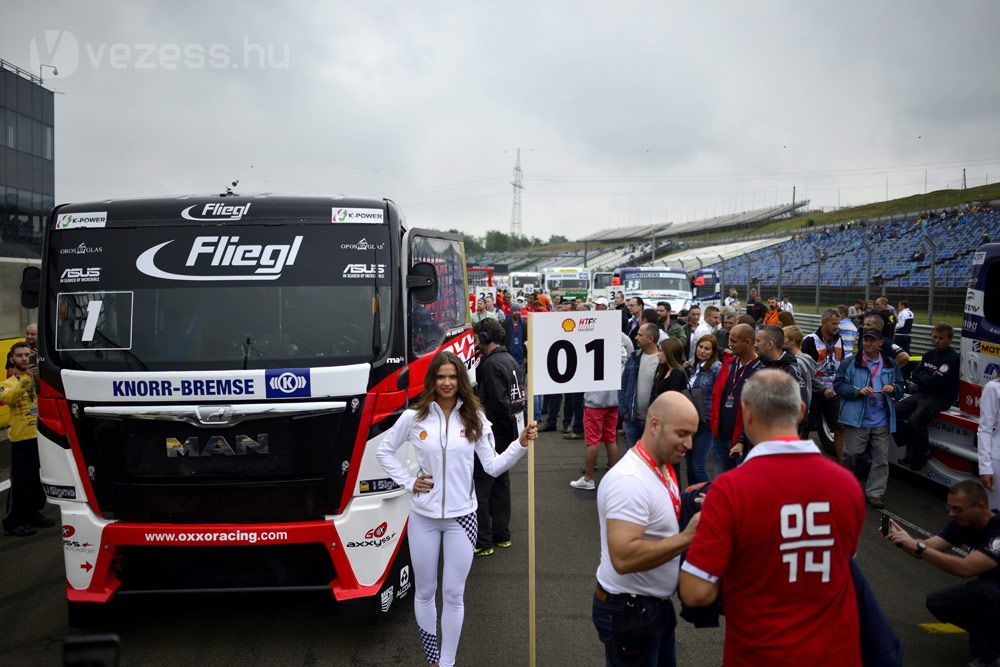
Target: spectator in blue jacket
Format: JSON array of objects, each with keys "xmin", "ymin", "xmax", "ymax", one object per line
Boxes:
[
  {"xmin": 834, "ymin": 328, "xmax": 905, "ymax": 510},
  {"xmin": 686, "ymin": 334, "xmax": 721, "ymax": 484}
]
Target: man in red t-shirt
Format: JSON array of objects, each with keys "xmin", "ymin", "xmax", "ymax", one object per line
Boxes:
[{"xmin": 679, "ymin": 369, "xmax": 865, "ymax": 666}]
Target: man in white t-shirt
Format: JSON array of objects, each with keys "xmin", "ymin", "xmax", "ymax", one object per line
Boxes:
[
  {"xmin": 781, "ymin": 296, "xmax": 794, "ymax": 314},
  {"xmin": 592, "ymin": 392, "xmax": 701, "ymax": 666}
]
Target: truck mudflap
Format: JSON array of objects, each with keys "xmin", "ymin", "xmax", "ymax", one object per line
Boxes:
[
  {"xmin": 889, "ymin": 407, "xmax": 979, "ymax": 487},
  {"xmin": 59, "ymin": 497, "xmax": 412, "ymax": 615}
]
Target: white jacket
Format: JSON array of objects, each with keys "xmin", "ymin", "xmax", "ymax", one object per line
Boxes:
[
  {"xmin": 376, "ymin": 399, "xmax": 527, "ymax": 519},
  {"xmin": 979, "ymin": 380, "xmax": 1000, "ymax": 476}
]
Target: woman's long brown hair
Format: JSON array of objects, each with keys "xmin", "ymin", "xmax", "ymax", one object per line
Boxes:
[
  {"xmin": 654, "ymin": 337, "xmax": 686, "ymax": 388},
  {"xmin": 694, "ymin": 334, "xmax": 720, "ymax": 373},
  {"xmin": 413, "ymin": 351, "xmax": 484, "ymax": 443}
]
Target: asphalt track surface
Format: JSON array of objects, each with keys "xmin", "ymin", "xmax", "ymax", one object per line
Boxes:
[{"xmin": 0, "ymin": 425, "xmax": 978, "ymax": 666}]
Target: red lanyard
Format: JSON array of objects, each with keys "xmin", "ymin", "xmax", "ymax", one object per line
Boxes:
[
  {"xmin": 862, "ymin": 351, "xmax": 881, "ymax": 387},
  {"xmin": 728, "ymin": 356, "xmax": 757, "ymax": 395},
  {"xmin": 634, "ymin": 441, "xmax": 681, "ymax": 519}
]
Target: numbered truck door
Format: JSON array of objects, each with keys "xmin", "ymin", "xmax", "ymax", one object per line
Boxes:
[{"xmin": 403, "ymin": 228, "xmax": 471, "ymax": 364}]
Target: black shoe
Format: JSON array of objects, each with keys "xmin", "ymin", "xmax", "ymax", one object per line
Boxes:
[
  {"xmin": 865, "ymin": 496, "xmax": 885, "ymax": 510},
  {"xmin": 539, "ymin": 424, "xmax": 556, "ymax": 433},
  {"xmin": 3, "ymin": 525, "xmax": 37, "ymax": 537},
  {"xmin": 563, "ymin": 433, "xmax": 584, "ymax": 440},
  {"xmin": 30, "ymin": 515, "xmax": 56, "ymax": 528}
]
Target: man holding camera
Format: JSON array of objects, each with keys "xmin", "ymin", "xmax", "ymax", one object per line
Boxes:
[
  {"xmin": 1, "ymin": 341, "xmax": 52, "ymax": 537},
  {"xmin": 885, "ymin": 480, "xmax": 1000, "ymax": 667}
]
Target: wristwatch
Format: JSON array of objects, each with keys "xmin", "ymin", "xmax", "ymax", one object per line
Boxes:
[{"xmin": 915, "ymin": 542, "xmax": 927, "ymax": 557}]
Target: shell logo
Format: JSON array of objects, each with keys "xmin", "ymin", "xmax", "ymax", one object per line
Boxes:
[
  {"xmin": 561, "ymin": 319, "xmax": 576, "ymax": 332},
  {"xmin": 419, "ymin": 431, "xmax": 428, "ymax": 440}
]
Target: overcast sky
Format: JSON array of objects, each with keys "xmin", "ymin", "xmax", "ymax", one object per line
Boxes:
[{"xmin": 4, "ymin": 1, "xmax": 999, "ymax": 239}]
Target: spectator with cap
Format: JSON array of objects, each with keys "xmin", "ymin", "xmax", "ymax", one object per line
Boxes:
[{"xmin": 834, "ymin": 327, "xmax": 905, "ymax": 510}]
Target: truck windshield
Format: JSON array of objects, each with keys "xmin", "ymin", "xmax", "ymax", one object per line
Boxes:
[
  {"xmin": 623, "ymin": 274, "xmax": 688, "ymax": 292},
  {"xmin": 511, "ymin": 275, "xmax": 538, "ymax": 288},
  {"xmin": 46, "ymin": 224, "xmax": 392, "ymax": 371},
  {"xmin": 593, "ymin": 274, "xmax": 614, "ymax": 290},
  {"xmin": 548, "ymin": 278, "xmax": 588, "ymax": 289}
]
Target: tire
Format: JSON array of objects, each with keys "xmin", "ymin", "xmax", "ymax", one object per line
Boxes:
[{"xmin": 817, "ymin": 411, "xmax": 837, "ymax": 458}]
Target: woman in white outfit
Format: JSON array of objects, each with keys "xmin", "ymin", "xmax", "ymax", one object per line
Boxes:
[
  {"xmin": 377, "ymin": 351, "xmax": 536, "ymax": 666},
  {"xmin": 978, "ymin": 377, "xmax": 1000, "ymax": 510}
]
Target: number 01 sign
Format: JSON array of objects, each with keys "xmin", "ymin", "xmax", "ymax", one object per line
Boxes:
[{"xmin": 529, "ymin": 311, "xmax": 622, "ymax": 395}]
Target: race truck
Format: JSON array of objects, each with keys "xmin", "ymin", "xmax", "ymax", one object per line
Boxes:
[
  {"xmin": 509, "ymin": 271, "xmax": 543, "ymax": 296},
  {"xmin": 591, "ymin": 270, "xmax": 616, "ymax": 303},
  {"xmin": 618, "ymin": 266, "xmax": 693, "ymax": 314},
  {"xmin": 690, "ymin": 268, "xmax": 720, "ymax": 309},
  {"xmin": 543, "ymin": 266, "xmax": 589, "ymax": 303},
  {"xmin": 22, "ymin": 195, "xmax": 475, "ymax": 626},
  {"xmin": 888, "ymin": 242, "xmax": 1000, "ymax": 487},
  {"xmin": 466, "ymin": 265, "xmax": 494, "ymax": 303}
]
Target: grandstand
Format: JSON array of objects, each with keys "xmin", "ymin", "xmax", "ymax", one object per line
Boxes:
[{"xmin": 578, "ymin": 201, "xmax": 809, "ymax": 243}]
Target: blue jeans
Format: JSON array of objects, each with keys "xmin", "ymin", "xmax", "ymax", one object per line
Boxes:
[
  {"xmin": 711, "ymin": 436, "xmax": 739, "ymax": 476},
  {"xmin": 592, "ymin": 592, "xmax": 677, "ymax": 667},
  {"xmin": 687, "ymin": 424, "xmax": 713, "ymax": 485},
  {"xmin": 565, "ymin": 392, "xmax": 584, "ymax": 434},
  {"xmin": 623, "ymin": 416, "xmax": 645, "ymax": 451}
]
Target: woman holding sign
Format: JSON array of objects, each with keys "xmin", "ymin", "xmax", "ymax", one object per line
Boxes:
[{"xmin": 376, "ymin": 351, "xmax": 537, "ymax": 667}]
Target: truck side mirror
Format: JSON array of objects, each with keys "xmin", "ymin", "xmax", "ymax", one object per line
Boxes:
[
  {"xmin": 20, "ymin": 266, "xmax": 40, "ymax": 309},
  {"xmin": 407, "ymin": 262, "xmax": 438, "ymax": 304}
]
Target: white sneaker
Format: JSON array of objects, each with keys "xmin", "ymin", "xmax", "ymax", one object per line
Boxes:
[{"xmin": 570, "ymin": 476, "xmax": 595, "ymax": 490}]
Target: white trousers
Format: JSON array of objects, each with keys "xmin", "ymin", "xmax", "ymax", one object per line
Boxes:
[{"xmin": 408, "ymin": 510, "xmax": 477, "ymax": 666}]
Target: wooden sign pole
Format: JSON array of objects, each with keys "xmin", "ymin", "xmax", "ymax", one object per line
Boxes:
[{"xmin": 526, "ymin": 328, "xmax": 536, "ymax": 667}]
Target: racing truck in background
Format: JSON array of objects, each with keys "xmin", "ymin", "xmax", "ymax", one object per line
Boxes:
[
  {"xmin": 21, "ymin": 195, "xmax": 475, "ymax": 626},
  {"xmin": 618, "ymin": 266, "xmax": 694, "ymax": 314},
  {"xmin": 895, "ymin": 242, "xmax": 1000, "ymax": 487}
]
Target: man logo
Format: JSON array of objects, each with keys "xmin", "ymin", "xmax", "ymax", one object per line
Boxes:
[
  {"xmin": 264, "ymin": 368, "xmax": 310, "ymax": 398},
  {"xmin": 29, "ymin": 29, "xmax": 80, "ymax": 79}
]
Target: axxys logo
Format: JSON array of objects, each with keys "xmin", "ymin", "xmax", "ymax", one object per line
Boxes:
[
  {"xmin": 55, "ymin": 212, "xmax": 107, "ymax": 230},
  {"xmin": 181, "ymin": 202, "xmax": 251, "ymax": 221},
  {"xmin": 60, "ymin": 242, "xmax": 103, "ymax": 255},
  {"xmin": 136, "ymin": 235, "xmax": 303, "ymax": 281},
  {"xmin": 342, "ymin": 263, "xmax": 386, "ymax": 279},
  {"xmin": 346, "ymin": 521, "xmax": 397, "ymax": 549},
  {"xmin": 340, "ymin": 237, "xmax": 385, "ymax": 251},
  {"xmin": 265, "ymin": 368, "xmax": 310, "ymax": 398},
  {"xmin": 332, "ymin": 208, "xmax": 384, "ymax": 224},
  {"xmin": 29, "ymin": 30, "xmax": 81, "ymax": 79},
  {"xmin": 60, "ymin": 267, "xmax": 101, "ymax": 284}
]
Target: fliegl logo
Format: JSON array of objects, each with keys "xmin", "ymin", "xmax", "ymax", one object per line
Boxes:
[
  {"xmin": 181, "ymin": 202, "xmax": 252, "ymax": 221},
  {"xmin": 265, "ymin": 368, "xmax": 310, "ymax": 398},
  {"xmin": 347, "ymin": 521, "xmax": 397, "ymax": 549},
  {"xmin": 136, "ymin": 235, "xmax": 303, "ymax": 281}
]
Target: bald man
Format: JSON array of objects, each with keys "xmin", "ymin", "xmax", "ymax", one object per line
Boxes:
[
  {"xmin": 681, "ymin": 370, "xmax": 866, "ymax": 666},
  {"xmin": 709, "ymin": 323, "xmax": 761, "ymax": 475},
  {"xmin": 592, "ymin": 392, "xmax": 701, "ymax": 666}
]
